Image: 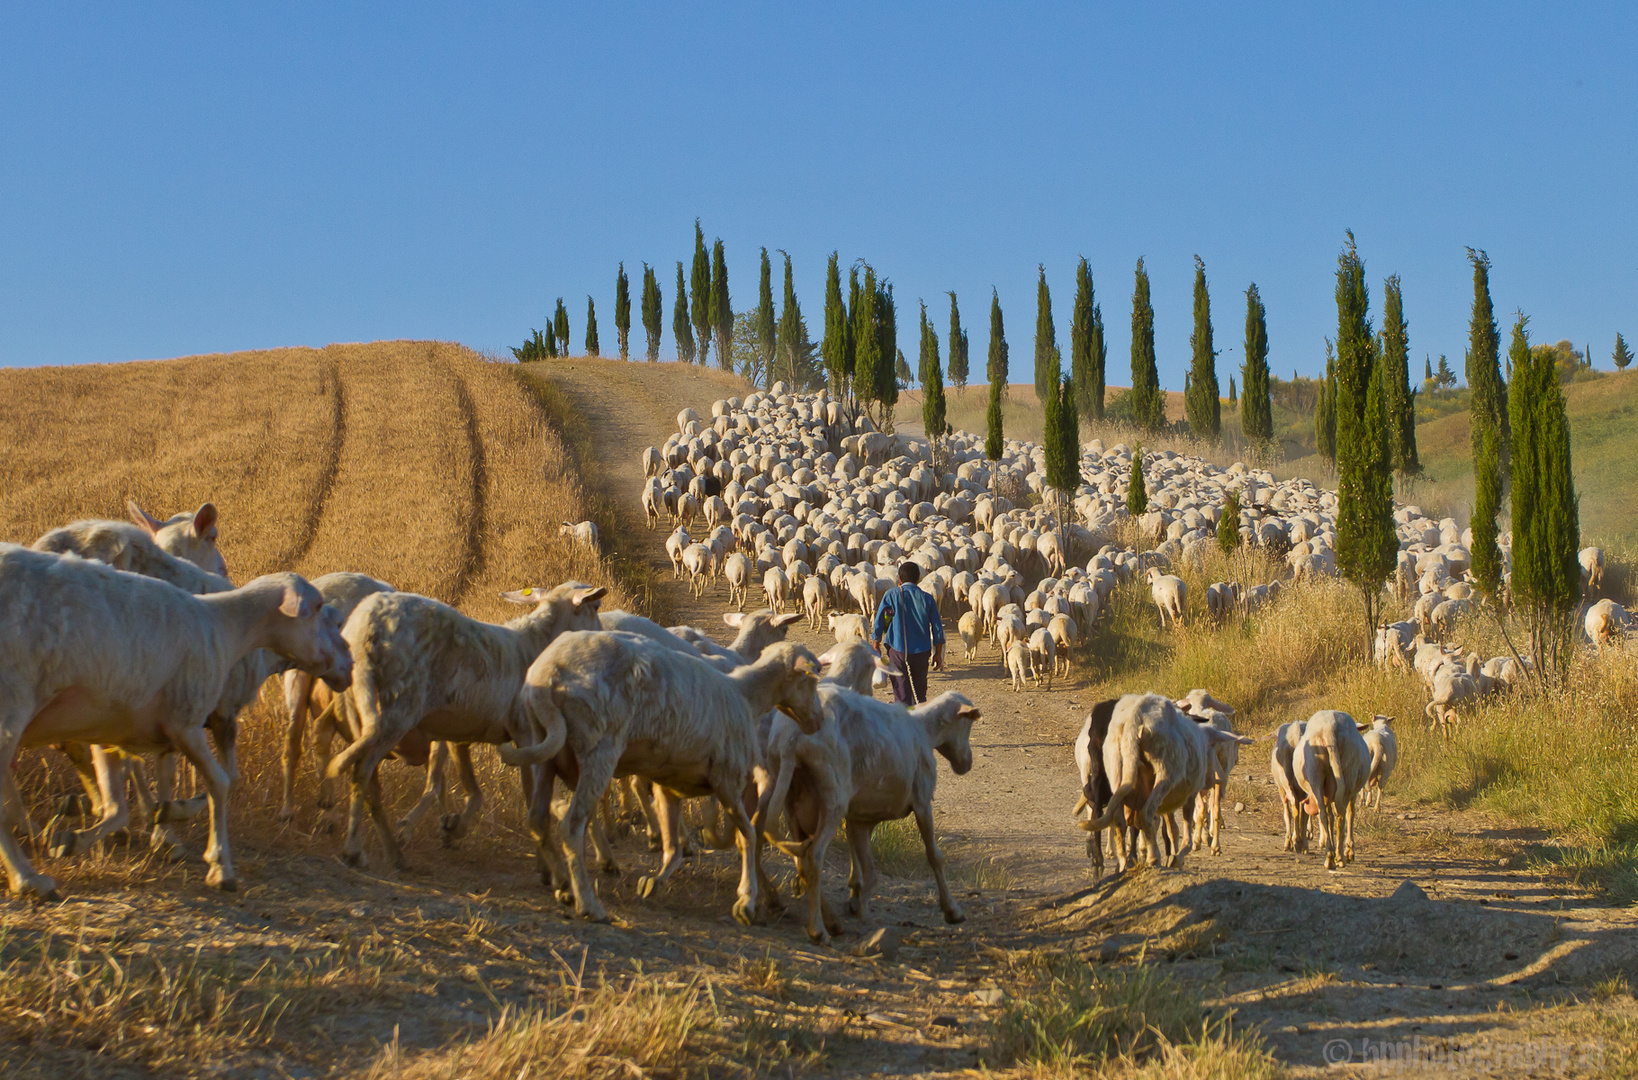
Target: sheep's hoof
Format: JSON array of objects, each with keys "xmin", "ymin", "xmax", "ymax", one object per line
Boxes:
[
  {"xmin": 598, "ymin": 861, "xmax": 622, "ymax": 877},
  {"xmin": 206, "ymin": 867, "xmax": 237, "ymax": 892},
  {"xmin": 274, "ymin": 806, "xmax": 297, "ymax": 823},
  {"xmin": 846, "ymin": 897, "xmax": 863, "ymax": 917},
  {"xmin": 577, "ymin": 905, "xmax": 611, "ymax": 924},
  {"xmin": 646, "ymin": 837, "xmax": 661, "ymax": 853},
  {"xmin": 806, "ymin": 926, "xmax": 831, "ymax": 947},
  {"xmin": 439, "ymin": 814, "xmax": 466, "ymax": 843},
  {"xmin": 636, "ymin": 875, "xmax": 661, "ymax": 899},
  {"xmin": 342, "ymin": 851, "xmax": 366, "ymax": 869},
  {"xmin": 554, "ymin": 886, "xmax": 575, "ymax": 905},
  {"xmin": 18, "ymin": 875, "xmax": 62, "ymax": 903},
  {"xmin": 731, "ymin": 898, "xmax": 758, "ymax": 926},
  {"xmin": 47, "ymin": 831, "xmax": 81, "ymax": 858},
  {"xmin": 943, "ymin": 906, "xmax": 966, "ymax": 925}
]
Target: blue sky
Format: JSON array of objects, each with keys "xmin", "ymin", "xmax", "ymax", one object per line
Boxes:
[{"xmin": 2, "ymin": 3, "xmax": 1633, "ymax": 387}]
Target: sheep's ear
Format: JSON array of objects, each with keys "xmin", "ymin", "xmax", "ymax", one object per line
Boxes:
[
  {"xmin": 500, "ymin": 588, "xmax": 538, "ymax": 605},
  {"xmin": 815, "ymin": 648, "xmax": 837, "ymax": 667},
  {"xmin": 958, "ymin": 705, "xmax": 983, "ymax": 720},
  {"xmin": 771, "ymin": 612, "xmax": 803, "ymax": 628},
  {"xmin": 722, "ymin": 612, "xmax": 744, "ymax": 628},
  {"xmin": 192, "ymin": 502, "xmax": 218, "ymax": 539},
  {"xmin": 129, "ymin": 500, "xmax": 165, "ymax": 535},
  {"xmin": 872, "ymin": 656, "xmax": 899, "ymax": 675},
  {"xmin": 279, "ymin": 581, "xmax": 317, "ymax": 619},
  {"xmin": 1356, "ymin": 722, "xmax": 1371, "ymax": 732},
  {"xmin": 571, "ymin": 586, "xmax": 608, "ymax": 609}
]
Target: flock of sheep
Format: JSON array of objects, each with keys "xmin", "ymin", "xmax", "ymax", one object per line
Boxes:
[{"xmin": 0, "ymin": 377, "xmax": 1617, "ymax": 944}]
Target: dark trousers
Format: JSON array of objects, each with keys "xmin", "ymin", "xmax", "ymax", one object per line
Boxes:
[{"xmin": 887, "ymin": 647, "xmax": 931, "ymax": 705}]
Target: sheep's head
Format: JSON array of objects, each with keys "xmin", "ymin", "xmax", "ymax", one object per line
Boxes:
[
  {"xmin": 131, "ymin": 499, "xmax": 229, "ymax": 578},
  {"xmin": 259, "ymin": 573, "xmax": 353, "ymax": 691},
  {"xmin": 766, "ymin": 644, "xmax": 824, "ymax": 733},
  {"xmin": 931, "ymin": 693, "xmax": 982, "ymax": 774}
]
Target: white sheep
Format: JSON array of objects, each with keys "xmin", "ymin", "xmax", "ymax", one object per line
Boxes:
[
  {"xmin": 1147, "ymin": 569, "xmax": 1187, "ymax": 629},
  {"xmin": 1047, "ymin": 613, "xmax": 1078, "ymax": 677},
  {"xmin": 1293, "ymin": 710, "xmax": 1372, "ymax": 870},
  {"xmin": 1424, "ymin": 667, "xmax": 1479, "ymax": 738},
  {"xmin": 0, "ymin": 545, "xmax": 351, "ymax": 899},
  {"xmin": 1205, "ymin": 581, "xmax": 1239, "ymax": 622},
  {"xmin": 1188, "ymin": 708, "xmax": 1239, "ymax": 856},
  {"xmin": 1358, "ymin": 714, "xmax": 1397, "ymax": 810},
  {"xmin": 760, "ymin": 687, "xmax": 981, "ymax": 942},
  {"xmin": 802, "ymin": 574, "xmax": 830, "ymax": 630},
  {"xmin": 1270, "ymin": 720, "xmax": 1309, "ymax": 853},
  {"xmin": 958, "ymin": 610, "xmax": 980, "ymax": 663},
  {"xmin": 723, "ymin": 552, "xmax": 751, "ymax": 611},
  {"xmin": 1005, "ymin": 641, "xmax": 1031, "ymax": 691},
  {"xmin": 828, "ymin": 612, "xmax": 868, "ymax": 644},
  {"xmin": 33, "ymin": 500, "xmax": 227, "ymax": 579},
  {"xmin": 1585, "ymin": 598, "xmax": 1630, "ymax": 649},
  {"xmin": 1580, "ymin": 546, "xmax": 1605, "ymax": 593},
  {"xmin": 682, "ymin": 542, "xmax": 713, "ymax": 598},
  {"xmin": 762, "ymin": 565, "xmax": 791, "ymax": 613},
  {"xmin": 501, "ymin": 633, "xmax": 823, "ymax": 926},
  {"xmin": 560, "ymin": 520, "xmax": 600, "ymax": 551},
  {"xmin": 322, "ymin": 581, "xmax": 608, "ymax": 869},
  {"xmin": 665, "ymin": 527, "xmax": 690, "ymax": 578},
  {"xmin": 1027, "ymin": 627, "xmax": 1056, "ymax": 690}
]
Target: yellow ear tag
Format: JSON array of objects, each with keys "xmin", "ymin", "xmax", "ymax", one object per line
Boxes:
[{"xmin": 521, "ymin": 587, "xmax": 533, "ymax": 596}]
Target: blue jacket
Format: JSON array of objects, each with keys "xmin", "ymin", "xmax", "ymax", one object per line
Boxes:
[{"xmin": 873, "ymin": 582, "xmax": 945, "ymax": 655}]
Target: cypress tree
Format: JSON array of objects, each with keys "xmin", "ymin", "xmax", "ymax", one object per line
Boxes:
[
  {"xmin": 710, "ymin": 239, "xmax": 731, "ymax": 370},
  {"xmin": 756, "ymin": 247, "xmax": 776, "ymax": 385},
  {"xmin": 1509, "ymin": 313, "xmax": 1580, "ymax": 676},
  {"xmin": 920, "ymin": 305, "xmax": 947, "ymax": 446},
  {"xmin": 1613, "ymin": 333, "xmax": 1632, "ymax": 371},
  {"xmin": 1465, "ymin": 248, "xmax": 1510, "ymax": 484},
  {"xmin": 1316, "ymin": 340, "xmax": 1337, "ymax": 463},
  {"xmin": 1332, "ymin": 233, "xmax": 1398, "ymax": 648},
  {"xmin": 1229, "ymin": 377, "xmax": 1237, "ymax": 404},
  {"xmin": 821, "ymin": 253, "xmax": 847, "ymax": 394},
  {"xmin": 854, "ymin": 266, "xmax": 882, "ymax": 421},
  {"xmin": 846, "ymin": 265, "xmax": 861, "ymax": 386},
  {"xmin": 895, "ymin": 349, "xmax": 911, "ymax": 389},
  {"xmin": 1424, "ymin": 356, "xmax": 1434, "ymax": 386},
  {"xmin": 1070, "ymin": 258, "xmax": 1098, "ymax": 421},
  {"xmin": 672, "ymin": 263, "xmax": 694, "ymax": 363},
  {"xmin": 640, "ymin": 263, "xmax": 662, "ymax": 361},
  {"xmin": 875, "ymin": 280, "xmax": 899, "ymax": 424},
  {"xmin": 1044, "ymin": 372, "xmax": 1079, "ymax": 503},
  {"xmin": 1130, "ymin": 259, "xmax": 1164, "ymax": 430},
  {"xmin": 1184, "ymin": 255, "xmax": 1221, "ymax": 440},
  {"xmin": 1470, "ymin": 424, "xmax": 1502, "ymax": 600},
  {"xmin": 946, "ymin": 292, "xmax": 969, "ymax": 394},
  {"xmin": 984, "ymin": 373, "xmax": 1004, "ymax": 462},
  {"xmin": 584, "ymin": 296, "xmax": 599, "ymax": 356},
  {"xmin": 690, "ymin": 220, "xmax": 712, "ymax": 363},
  {"xmin": 776, "ymin": 251, "xmax": 810, "ymax": 390},
  {"xmin": 614, "ymin": 263, "xmax": 632, "ymax": 360},
  {"xmin": 1089, "ymin": 288, "xmax": 1106, "ymax": 422},
  {"xmin": 917, "ymin": 303, "xmax": 932, "ymax": 388},
  {"xmin": 1034, "ymin": 265, "xmax": 1057, "ymax": 406},
  {"xmin": 987, "ymin": 289, "xmax": 1008, "ymax": 393},
  {"xmin": 1218, "ymin": 488, "xmax": 1243, "ymax": 557},
  {"xmin": 553, "ymin": 298, "xmax": 570, "ymax": 357},
  {"xmin": 1127, "ymin": 449, "xmax": 1147, "ymax": 516},
  {"xmin": 1380, "ymin": 275, "xmax": 1419, "ymax": 478}
]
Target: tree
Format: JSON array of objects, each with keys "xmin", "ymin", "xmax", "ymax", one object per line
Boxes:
[
  {"xmin": 511, "ymin": 329, "xmax": 552, "ymax": 362},
  {"xmin": 875, "ymin": 280, "xmax": 899, "ymax": 426},
  {"xmin": 920, "ymin": 304, "xmax": 947, "ymax": 448},
  {"xmin": 1127, "ymin": 449, "xmax": 1147, "ymax": 516},
  {"xmin": 756, "ymin": 247, "xmax": 776, "ymax": 383},
  {"xmin": 1044, "ymin": 372, "xmax": 1079, "ymax": 504},
  {"xmin": 1218, "ymin": 488, "xmax": 1243, "ymax": 557},
  {"xmin": 1424, "ymin": 356, "xmax": 1434, "ymax": 387},
  {"xmin": 614, "ymin": 263, "xmax": 631, "ymax": 360},
  {"xmin": 1614, "ymin": 333, "xmax": 1633, "ymax": 371},
  {"xmin": 821, "ymin": 253, "xmax": 848, "ymax": 394},
  {"xmin": 584, "ymin": 296, "xmax": 599, "ymax": 356},
  {"xmin": 1466, "ymin": 248, "xmax": 1510, "ymax": 485},
  {"xmin": 1434, "ymin": 355, "xmax": 1457, "ymax": 390},
  {"xmin": 946, "ymin": 292, "xmax": 969, "ymax": 394},
  {"xmin": 854, "ymin": 266, "xmax": 883, "ymax": 420},
  {"xmin": 1184, "ymin": 255, "xmax": 1221, "ymax": 441},
  {"xmin": 1315, "ymin": 339, "xmax": 1337, "ymax": 463},
  {"xmin": 553, "ymin": 298, "xmax": 570, "ymax": 357},
  {"xmin": 776, "ymin": 251, "xmax": 817, "ymax": 390},
  {"xmin": 1331, "ymin": 233, "xmax": 1398, "ymax": 650},
  {"xmin": 846, "ymin": 265, "xmax": 861, "ymax": 386},
  {"xmin": 1509, "ymin": 312, "xmax": 1581, "ymax": 678},
  {"xmin": 1070, "ymin": 258, "xmax": 1103, "ymax": 422},
  {"xmin": 710, "ymin": 239, "xmax": 731, "ymax": 369},
  {"xmin": 690, "ymin": 220, "xmax": 712, "ymax": 363},
  {"xmin": 895, "ymin": 349, "xmax": 912, "ymax": 390},
  {"xmin": 1380, "ymin": 275, "xmax": 1420, "ymax": 479},
  {"xmin": 672, "ymin": 263, "xmax": 694, "ymax": 363},
  {"xmin": 987, "ymin": 289, "xmax": 1008, "ymax": 392},
  {"xmin": 1470, "ymin": 423, "xmax": 1503, "ymax": 600},
  {"xmin": 1034, "ymin": 265, "xmax": 1058, "ymax": 406},
  {"xmin": 1130, "ymin": 259, "xmax": 1164, "ymax": 430},
  {"xmin": 640, "ymin": 263, "xmax": 663, "ymax": 361},
  {"xmin": 1229, "ymin": 376, "xmax": 1237, "ymax": 403},
  {"xmin": 984, "ymin": 373, "xmax": 1004, "ymax": 462}
]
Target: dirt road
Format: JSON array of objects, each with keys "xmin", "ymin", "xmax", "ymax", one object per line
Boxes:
[{"xmin": 545, "ymin": 358, "xmax": 1638, "ymax": 1077}]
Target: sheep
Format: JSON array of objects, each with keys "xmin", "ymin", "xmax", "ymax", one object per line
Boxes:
[
  {"xmin": 958, "ymin": 610, "xmax": 980, "ymax": 663},
  {"xmin": 560, "ymin": 520, "xmax": 600, "ymax": 552},
  {"xmin": 1580, "ymin": 546, "xmax": 1605, "ymax": 593},
  {"xmin": 642, "ymin": 446, "xmax": 663, "ymax": 477},
  {"xmin": 0, "ymin": 545, "xmax": 351, "ymax": 899},
  {"xmin": 1088, "ymin": 694, "xmax": 1252, "ymax": 871},
  {"xmin": 802, "ymin": 574, "xmax": 830, "ymax": 630},
  {"xmin": 759, "ymin": 687, "xmax": 981, "ymax": 942},
  {"xmin": 665, "ymin": 527, "xmax": 690, "ymax": 578},
  {"xmin": 1027, "ymin": 627, "xmax": 1056, "ymax": 690},
  {"xmin": 501, "ymin": 634, "xmax": 823, "ymax": 926},
  {"xmin": 32, "ymin": 501, "xmax": 227, "ymax": 579},
  {"xmin": 815, "ymin": 641, "xmax": 898, "ymax": 694},
  {"xmin": 828, "ymin": 612, "xmax": 868, "ymax": 644},
  {"xmin": 1424, "ymin": 667, "xmax": 1479, "ymax": 738},
  {"xmin": 1205, "ymin": 581, "xmax": 1240, "ymax": 622},
  {"xmin": 322, "ymin": 581, "xmax": 608, "ymax": 869},
  {"xmin": 1047, "ymin": 613, "xmax": 1077, "ymax": 677},
  {"xmin": 762, "ymin": 566, "xmax": 791, "ymax": 614},
  {"xmin": 1374, "ymin": 621, "xmax": 1417, "ymax": 669},
  {"xmin": 1071, "ymin": 699, "xmax": 1119, "ymax": 877},
  {"xmin": 1293, "ymin": 710, "xmax": 1372, "ymax": 870},
  {"xmin": 1358, "ymin": 715, "xmax": 1397, "ymax": 810},
  {"xmin": 1270, "ymin": 720, "xmax": 1309, "ymax": 853},
  {"xmin": 1174, "ymin": 688, "xmax": 1234, "ymax": 718},
  {"xmin": 682, "ymin": 542, "xmax": 713, "ymax": 598},
  {"xmin": 641, "ymin": 481, "xmax": 664, "ymax": 529},
  {"xmin": 279, "ymin": 572, "xmax": 396, "ymax": 820},
  {"xmin": 1188, "ymin": 708, "xmax": 1239, "ymax": 856},
  {"xmin": 1585, "ymin": 598, "xmax": 1630, "ymax": 648},
  {"xmin": 724, "ymin": 552, "xmax": 751, "ymax": 610},
  {"xmin": 1005, "ymin": 641, "xmax": 1031, "ymax": 691},
  {"xmin": 1147, "ymin": 569, "xmax": 1187, "ymax": 629}
]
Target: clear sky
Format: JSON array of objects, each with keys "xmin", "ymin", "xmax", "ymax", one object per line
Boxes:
[{"xmin": 2, "ymin": 3, "xmax": 1633, "ymax": 386}]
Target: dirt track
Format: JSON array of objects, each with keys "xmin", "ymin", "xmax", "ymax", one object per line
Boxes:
[{"xmin": 544, "ymin": 358, "xmax": 1638, "ymax": 1077}]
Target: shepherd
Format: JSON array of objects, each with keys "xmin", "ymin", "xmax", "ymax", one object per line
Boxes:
[{"xmin": 872, "ymin": 561, "xmax": 945, "ymax": 705}]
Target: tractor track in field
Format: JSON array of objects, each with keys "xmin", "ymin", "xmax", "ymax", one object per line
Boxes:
[{"xmin": 277, "ymin": 356, "xmax": 347, "ymax": 569}]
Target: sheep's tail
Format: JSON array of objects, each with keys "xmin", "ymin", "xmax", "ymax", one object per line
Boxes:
[
  {"xmin": 1090, "ymin": 779, "xmax": 1134, "ymax": 831},
  {"xmin": 498, "ymin": 686, "xmax": 568, "ymax": 767},
  {"xmin": 758, "ymin": 751, "xmax": 800, "ymax": 844},
  {"xmin": 322, "ymin": 693, "xmax": 369, "ymax": 779}
]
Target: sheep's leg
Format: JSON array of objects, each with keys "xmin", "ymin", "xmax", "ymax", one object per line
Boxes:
[
  {"xmin": 49, "ymin": 746, "xmax": 130, "ymax": 857},
  {"xmin": 123, "ymin": 757, "xmax": 182, "ymax": 858},
  {"xmin": 0, "ymin": 719, "xmax": 60, "ymax": 900},
  {"xmin": 0, "ymin": 764, "xmax": 40, "ymax": 842},
  {"xmin": 805, "ymin": 805, "xmax": 846, "ymax": 943},
  {"xmin": 311, "ymin": 701, "xmax": 340, "ymax": 809},
  {"xmin": 343, "ymin": 743, "xmax": 403, "ymax": 869},
  {"xmin": 1210, "ymin": 780, "xmax": 1225, "ymax": 855},
  {"xmin": 559, "ymin": 748, "xmax": 618, "ymax": 922},
  {"xmin": 1279, "ymin": 792, "xmax": 1296, "ymax": 852},
  {"xmin": 630, "ymin": 778, "xmax": 662, "ymax": 851},
  {"xmin": 279, "ymin": 671, "xmax": 313, "ymax": 821},
  {"xmin": 439, "ymin": 743, "xmax": 483, "ymax": 845},
  {"xmin": 1342, "ymin": 795, "xmax": 1357, "ymax": 864},
  {"xmin": 913, "ymin": 803, "xmax": 964, "ymax": 924},
  {"xmin": 399, "ymin": 742, "xmax": 449, "ymax": 839},
  {"xmin": 364, "ymin": 769, "xmax": 409, "ymax": 871},
  {"xmin": 152, "ymin": 752, "xmax": 207, "ymax": 824},
  {"xmin": 845, "ymin": 818, "xmax": 879, "ymax": 918},
  {"xmin": 59, "ymin": 741, "xmax": 103, "ymax": 820},
  {"xmin": 167, "ymin": 723, "xmax": 236, "ymax": 891},
  {"xmin": 1317, "ymin": 797, "xmax": 1337, "ymax": 871}
]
